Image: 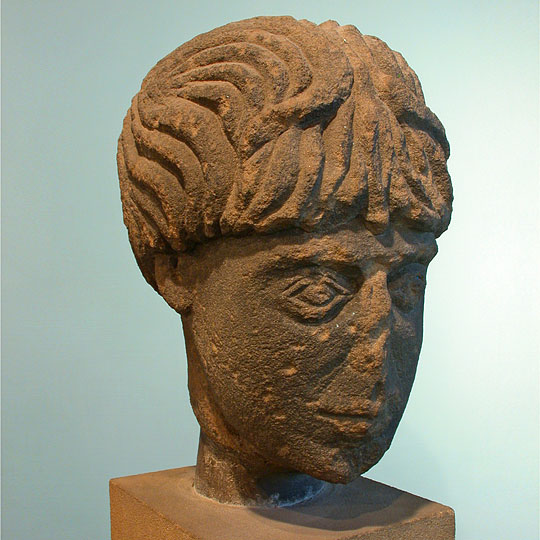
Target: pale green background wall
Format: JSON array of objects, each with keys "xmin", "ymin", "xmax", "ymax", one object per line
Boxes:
[{"xmin": 2, "ymin": 1, "xmax": 538, "ymax": 539}]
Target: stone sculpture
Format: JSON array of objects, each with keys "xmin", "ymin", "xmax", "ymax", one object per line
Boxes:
[{"xmin": 112, "ymin": 15, "xmax": 454, "ymax": 539}]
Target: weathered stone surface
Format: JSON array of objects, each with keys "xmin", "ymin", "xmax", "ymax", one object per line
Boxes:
[
  {"xmin": 115, "ymin": 11, "xmax": 453, "ymax": 528},
  {"xmin": 110, "ymin": 467, "xmax": 455, "ymax": 540}
]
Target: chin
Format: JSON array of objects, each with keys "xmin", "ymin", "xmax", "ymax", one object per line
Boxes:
[{"xmin": 286, "ymin": 435, "xmax": 393, "ymax": 485}]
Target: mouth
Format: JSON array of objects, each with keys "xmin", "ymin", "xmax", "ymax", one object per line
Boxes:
[
  {"xmin": 315, "ymin": 411, "xmax": 373, "ymax": 437},
  {"xmin": 316, "ymin": 396, "xmax": 381, "ymax": 419},
  {"xmin": 314, "ymin": 404, "xmax": 380, "ymax": 436},
  {"xmin": 317, "ymin": 409, "xmax": 375, "ymax": 420}
]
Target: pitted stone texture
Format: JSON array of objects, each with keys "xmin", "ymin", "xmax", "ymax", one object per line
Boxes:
[
  {"xmin": 110, "ymin": 467, "xmax": 455, "ymax": 540},
  {"xmin": 116, "ymin": 15, "xmax": 453, "ymax": 508}
]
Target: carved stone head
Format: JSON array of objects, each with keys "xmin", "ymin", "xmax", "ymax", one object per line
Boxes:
[{"xmin": 117, "ymin": 16, "xmax": 452, "ymax": 505}]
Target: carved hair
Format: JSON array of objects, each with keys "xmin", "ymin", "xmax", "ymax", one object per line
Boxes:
[{"xmin": 118, "ymin": 16, "xmax": 452, "ymax": 289}]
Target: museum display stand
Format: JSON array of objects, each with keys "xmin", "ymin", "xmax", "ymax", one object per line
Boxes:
[{"xmin": 110, "ymin": 467, "xmax": 454, "ymax": 540}]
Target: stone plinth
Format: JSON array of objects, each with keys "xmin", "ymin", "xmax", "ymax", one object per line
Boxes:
[{"xmin": 110, "ymin": 467, "xmax": 455, "ymax": 540}]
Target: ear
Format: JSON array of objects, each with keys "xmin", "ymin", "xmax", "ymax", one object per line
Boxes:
[{"xmin": 154, "ymin": 253, "xmax": 194, "ymax": 314}]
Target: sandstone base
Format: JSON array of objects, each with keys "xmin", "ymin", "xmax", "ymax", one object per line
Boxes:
[{"xmin": 110, "ymin": 467, "xmax": 454, "ymax": 540}]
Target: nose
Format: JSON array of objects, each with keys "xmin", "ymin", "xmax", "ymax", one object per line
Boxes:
[
  {"xmin": 346, "ymin": 268, "xmax": 392, "ymax": 372},
  {"xmin": 316, "ymin": 268, "xmax": 393, "ymax": 415}
]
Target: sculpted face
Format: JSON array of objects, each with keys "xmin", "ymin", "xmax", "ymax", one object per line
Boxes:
[
  {"xmin": 117, "ymin": 15, "xmax": 452, "ymax": 504},
  {"xmin": 180, "ymin": 221, "xmax": 437, "ymax": 483}
]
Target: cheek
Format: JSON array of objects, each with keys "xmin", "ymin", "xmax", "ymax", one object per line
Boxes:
[
  {"xmin": 389, "ymin": 306, "xmax": 424, "ymax": 387},
  {"xmin": 193, "ymin": 286, "xmax": 353, "ymax": 429},
  {"xmin": 190, "ymin": 277, "xmax": 309, "ymax": 425}
]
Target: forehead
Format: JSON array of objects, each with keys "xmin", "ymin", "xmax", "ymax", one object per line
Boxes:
[{"xmin": 241, "ymin": 222, "xmax": 438, "ymax": 271}]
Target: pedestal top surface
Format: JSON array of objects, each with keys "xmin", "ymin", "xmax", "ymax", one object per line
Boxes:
[{"xmin": 110, "ymin": 467, "xmax": 454, "ymax": 540}]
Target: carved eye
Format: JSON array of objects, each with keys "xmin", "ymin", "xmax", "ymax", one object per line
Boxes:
[
  {"xmin": 281, "ymin": 269, "xmax": 355, "ymax": 323},
  {"xmin": 388, "ymin": 263, "xmax": 427, "ymax": 313}
]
